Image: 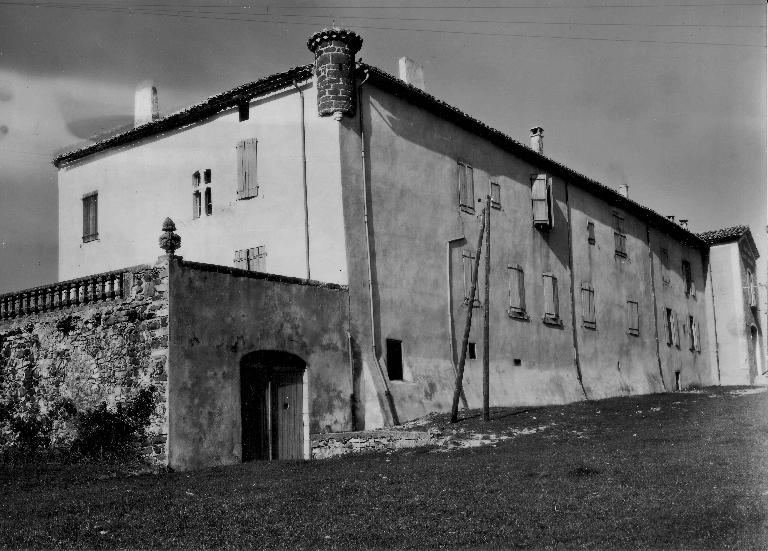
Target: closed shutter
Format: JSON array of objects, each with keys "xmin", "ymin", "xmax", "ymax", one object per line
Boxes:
[
  {"xmin": 234, "ymin": 249, "xmax": 245, "ymax": 269},
  {"xmin": 627, "ymin": 301, "xmax": 639, "ymax": 335},
  {"xmin": 531, "ymin": 174, "xmax": 550, "ymax": 226},
  {"xmin": 581, "ymin": 283, "xmax": 595, "ymax": 328},
  {"xmin": 458, "ymin": 162, "xmax": 474, "ymax": 210},
  {"xmin": 237, "ymin": 139, "xmax": 258, "ymax": 200},
  {"xmin": 508, "ymin": 265, "xmax": 526, "ymax": 314}
]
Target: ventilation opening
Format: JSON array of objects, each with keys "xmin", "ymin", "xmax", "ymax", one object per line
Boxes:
[
  {"xmin": 386, "ymin": 339, "xmax": 403, "ymax": 381},
  {"xmin": 238, "ymin": 102, "xmax": 250, "ymax": 121},
  {"xmin": 513, "ymin": 358, "xmax": 521, "ymax": 366},
  {"xmin": 675, "ymin": 371, "xmax": 681, "ymax": 391},
  {"xmin": 468, "ymin": 342, "xmax": 477, "ymax": 360}
]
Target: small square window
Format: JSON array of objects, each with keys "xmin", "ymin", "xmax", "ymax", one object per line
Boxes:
[{"xmin": 467, "ymin": 342, "xmax": 477, "ymax": 360}]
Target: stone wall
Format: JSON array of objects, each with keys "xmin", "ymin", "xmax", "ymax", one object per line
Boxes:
[{"xmin": 0, "ymin": 259, "xmax": 170, "ymax": 463}]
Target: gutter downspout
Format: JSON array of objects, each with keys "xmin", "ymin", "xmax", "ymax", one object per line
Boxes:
[
  {"xmin": 292, "ymin": 80, "xmax": 310, "ymax": 280},
  {"xmin": 707, "ymin": 259, "xmax": 722, "ymax": 384},
  {"xmin": 647, "ymin": 226, "xmax": 667, "ymax": 390},
  {"xmin": 564, "ymin": 181, "xmax": 588, "ymax": 400},
  {"xmin": 357, "ymin": 69, "xmax": 399, "ymax": 426}
]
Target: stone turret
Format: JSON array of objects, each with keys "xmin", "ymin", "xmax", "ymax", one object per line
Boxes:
[{"xmin": 307, "ymin": 28, "xmax": 363, "ymax": 120}]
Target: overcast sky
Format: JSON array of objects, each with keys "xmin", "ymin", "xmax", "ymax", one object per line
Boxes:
[{"xmin": 0, "ymin": 0, "xmax": 765, "ymax": 292}]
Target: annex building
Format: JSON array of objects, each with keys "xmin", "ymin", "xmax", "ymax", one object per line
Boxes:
[{"xmin": 0, "ymin": 29, "xmax": 762, "ymax": 470}]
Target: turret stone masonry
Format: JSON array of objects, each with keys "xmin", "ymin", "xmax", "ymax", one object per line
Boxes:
[{"xmin": 307, "ymin": 28, "xmax": 363, "ymax": 119}]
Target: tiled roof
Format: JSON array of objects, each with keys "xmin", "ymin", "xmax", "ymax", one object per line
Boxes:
[
  {"xmin": 698, "ymin": 225, "xmax": 759, "ymax": 258},
  {"xmin": 52, "ymin": 61, "xmax": 707, "ymax": 249}
]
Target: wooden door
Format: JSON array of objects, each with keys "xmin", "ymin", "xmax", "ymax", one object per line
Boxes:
[
  {"xmin": 271, "ymin": 371, "xmax": 303, "ymax": 459},
  {"xmin": 241, "ymin": 371, "xmax": 270, "ymax": 461}
]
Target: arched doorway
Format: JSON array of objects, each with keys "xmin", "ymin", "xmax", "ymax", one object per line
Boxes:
[{"xmin": 240, "ymin": 351, "xmax": 306, "ymax": 461}]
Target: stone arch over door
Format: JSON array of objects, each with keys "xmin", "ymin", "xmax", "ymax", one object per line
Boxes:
[{"xmin": 240, "ymin": 350, "xmax": 308, "ymax": 461}]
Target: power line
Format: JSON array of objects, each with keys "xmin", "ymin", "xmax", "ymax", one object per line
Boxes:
[
  {"xmin": 1, "ymin": 1, "xmax": 764, "ymax": 47},
  {"xmin": 11, "ymin": 1, "xmax": 765, "ymax": 8}
]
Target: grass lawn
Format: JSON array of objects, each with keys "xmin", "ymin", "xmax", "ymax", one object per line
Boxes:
[{"xmin": 2, "ymin": 386, "xmax": 767, "ymax": 550}]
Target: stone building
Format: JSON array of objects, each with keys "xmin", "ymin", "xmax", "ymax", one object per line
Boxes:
[
  {"xmin": 699, "ymin": 226, "xmax": 764, "ymax": 385},
  {"xmin": 0, "ymin": 28, "xmax": 758, "ymax": 470}
]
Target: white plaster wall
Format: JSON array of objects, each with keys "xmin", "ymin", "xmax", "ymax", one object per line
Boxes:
[{"xmin": 58, "ymin": 82, "xmax": 348, "ymax": 285}]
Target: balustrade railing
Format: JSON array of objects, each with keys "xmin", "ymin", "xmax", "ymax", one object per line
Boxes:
[{"xmin": 0, "ymin": 269, "xmax": 130, "ymax": 320}]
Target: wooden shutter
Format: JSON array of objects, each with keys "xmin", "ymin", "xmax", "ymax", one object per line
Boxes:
[
  {"xmin": 672, "ymin": 311, "xmax": 680, "ymax": 347},
  {"xmin": 508, "ymin": 265, "xmax": 525, "ymax": 314},
  {"xmin": 543, "ymin": 273, "xmax": 559, "ymax": 319},
  {"xmin": 458, "ymin": 162, "xmax": 474, "ymax": 210},
  {"xmin": 694, "ymin": 319, "xmax": 701, "ymax": 352},
  {"xmin": 627, "ymin": 301, "xmax": 639, "ymax": 335},
  {"xmin": 462, "ymin": 250, "xmax": 476, "ymax": 303},
  {"xmin": 587, "ymin": 221, "xmax": 595, "ymax": 244},
  {"xmin": 234, "ymin": 249, "xmax": 245, "ymax": 269},
  {"xmin": 490, "ymin": 180, "xmax": 501, "ymax": 209},
  {"xmin": 531, "ymin": 174, "xmax": 550, "ymax": 226},
  {"xmin": 581, "ymin": 283, "xmax": 595, "ymax": 327},
  {"xmin": 237, "ymin": 139, "xmax": 258, "ymax": 200}
]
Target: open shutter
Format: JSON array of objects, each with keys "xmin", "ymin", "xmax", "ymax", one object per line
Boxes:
[
  {"xmin": 237, "ymin": 139, "xmax": 258, "ymax": 199},
  {"xmin": 508, "ymin": 265, "xmax": 525, "ymax": 314},
  {"xmin": 543, "ymin": 273, "xmax": 559, "ymax": 320},
  {"xmin": 672, "ymin": 311, "xmax": 680, "ymax": 347},
  {"xmin": 531, "ymin": 174, "xmax": 550, "ymax": 227}
]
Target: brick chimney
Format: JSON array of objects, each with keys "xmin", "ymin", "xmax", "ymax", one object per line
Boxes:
[
  {"xmin": 398, "ymin": 57, "xmax": 425, "ymax": 91},
  {"xmin": 530, "ymin": 127, "xmax": 544, "ymax": 154},
  {"xmin": 307, "ymin": 28, "xmax": 363, "ymax": 120},
  {"xmin": 679, "ymin": 219, "xmax": 689, "ymax": 229},
  {"xmin": 134, "ymin": 80, "xmax": 159, "ymax": 127}
]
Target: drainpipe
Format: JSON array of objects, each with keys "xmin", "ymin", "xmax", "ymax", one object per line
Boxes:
[
  {"xmin": 707, "ymin": 259, "xmax": 722, "ymax": 384},
  {"xmin": 357, "ymin": 69, "xmax": 399, "ymax": 426},
  {"xmin": 564, "ymin": 181, "xmax": 588, "ymax": 400},
  {"xmin": 293, "ymin": 80, "xmax": 310, "ymax": 280}
]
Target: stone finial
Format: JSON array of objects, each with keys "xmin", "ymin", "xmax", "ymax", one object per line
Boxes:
[{"xmin": 159, "ymin": 217, "xmax": 181, "ymax": 256}]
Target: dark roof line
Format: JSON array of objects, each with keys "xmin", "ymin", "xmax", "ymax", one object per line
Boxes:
[
  {"xmin": 359, "ymin": 64, "xmax": 707, "ymax": 249},
  {"xmin": 52, "ymin": 64, "xmax": 313, "ymax": 168},
  {"xmin": 179, "ymin": 259, "xmax": 349, "ymax": 290},
  {"xmin": 698, "ymin": 225, "xmax": 759, "ymax": 258}
]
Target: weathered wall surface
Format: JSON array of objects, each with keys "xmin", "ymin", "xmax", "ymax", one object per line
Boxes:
[
  {"xmin": 167, "ymin": 259, "xmax": 351, "ymax": 471},
  {"xmin": 0, "ymin": 262, "xmax": 169, "ymax": 461},
  {"xmin": 58, "ymin": 81, "xmax": 348, "ymax": 286}
]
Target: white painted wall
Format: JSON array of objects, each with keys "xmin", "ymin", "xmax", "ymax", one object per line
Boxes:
[{"xmin": 58, "ymin": 82, "xmax": 348, "ymax": 285}]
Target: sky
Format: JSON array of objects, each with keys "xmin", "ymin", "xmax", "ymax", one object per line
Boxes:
[{"xmin": 0, "ymin": 0, "xmax": 765, "ymax": 293}]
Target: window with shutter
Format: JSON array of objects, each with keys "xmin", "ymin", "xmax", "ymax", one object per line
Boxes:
[
  {"xmin": 672, "ymin": 311, "xmax": 680, "ymax": 347},
  {"xmin": 627, "ymin": 300, "xmax": 639, "ymax": 336},
  {"xmin": 192, "ymin": 191, "xmax": 201, "ymax": 219},
  {"xmin": 581, "ymin": 283, "xmax": 596, "ymax": 329},
  {"xmin": 236, "ymin": 139, "xmax": 258, "ymax": 200},
  {"xmin": 204, "ymin": 169, "xmax": 211, "ymax": 184},
  {"xmin": 542, "ymin": 272, "xmax": 560, "ymax": 325},
  {"xmin": 682, "ymin": 260, "xmax": 694, "ymax": 297},
  {"xmin": 747, "ymin": 269, "xmax": 757, "ymax": 307},
  {"xmin": 613, "ymin": 213, "xmax": 627, "ymax": 258},
  {"xmin": 238, "ymin": 102, "xmax": 249, "ymax": 122},
  {"xmin": 490, "ymin": 180, "xmax": 501, "ymax": 209},
  {"xmin": 665, "ymin": 308, "xmax": 674, "ymax": 345},
  {"xmin": 531, "ymin": 174, "xmax": 552, "ymax": 228},
  {"xmin": 204, "ymin": 187, "xmax": 212, "ymax": 216},
  {"xmin": 694, "ymin": 319, "xmax": 701, "ymax": 352},
  {"xmin": 462, "ymin": 250, "xmax": 480, "ymax": 307},
  {"xmin": 507, "ymin": 264, "xmax": 527, "ymax": 319},
  {"xmin": 233, "ymin": 249, "xmax": 246, "ymax": 269},
  {"xmin": 82, "ymin": 192, "xmax": 98, "ymax": 242},
  {"xmin": 587, "ymin": 221, "xmax": 595, "ymax": 245},
  {"xmin": 661, "ymin": 248, "xmax": 670, "ymax": 284},
  {"xmin": 192, "ymin": 171, "xmax": 201, "ymax": 187},
  {"xmin": 688, "ymin": 315, "xmax": 696, "ymax": 350},
  {"xmin": 457, "ymin": 162, "xmax": 475, "ymax": 212},
  {"xmin": 249, "ymin": 246, "xmax": 267, "ymax": 272}
]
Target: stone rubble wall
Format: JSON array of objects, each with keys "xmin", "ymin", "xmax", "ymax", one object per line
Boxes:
[
  {"xmin": 0, "ymin": 259, "xmax": 170, "ymax": 464},
  {"xmin": 311, "ymin": 430, "xmax": 435, "ymax": 459}
]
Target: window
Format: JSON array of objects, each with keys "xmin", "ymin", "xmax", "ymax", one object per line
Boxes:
[
  {"xmin": 82, "ymin": 192, "xmax": 98, "ymax": 242},
  {"xmin": 613, "ymin": 213, "xmax": 627, "ymax": 258},
  {"xmin": 238, "ymin": 102, "xmax": 250, "ymax": 122},
  {"xmin": 747, "ymin": 269, "xmax": 757, "ymax": 308},
  {"xmin": 458, "ymin": 161, "xmax": 475, "ymax": 212},
  {"xmin": 531, "ymin": 173, "xmax": 553, "ymax": 228},
  {"xmin": 489, "ymin": 179, "xmax": 501, "ymax": 209},
  {"xmin": 587, "ymin": 221, "xmax": 595, "ymax": 245},
  {"xmin": 204, "ymin": 169, "xmax": 211, "ymax": 184},
  {"xmin": 234, "ymin": 246, "xmax": 267, "ymax": 272},
  {"xmin": 665, "ymin": 308, "xmax": 679, "ymax": 347},
  {"xmin": 462, "ymin": 250, "xmax": 480, "ymax": 306},
  {"xmin": 192, "ymin": 190, "xmax": 201, "ymax": 219},
  {"xmin": 385, "ymin": 339, "xmax": 403, "ymax": 380},
  {"xmin": 661, "ymin": 248, "xmax": 670, "ymax": 285},
  {"xmin": 507, "ymin": 264, "xmax": 527, "ymax": 319},
  {"xmin": 467, "ymin": 342, "xmax": 477, "ymax": 360},
  {"xmin": 542, "ymin": 272, "xmax": 560, "ymax": 324},
  {"xmin": 688, "ymin": 315, "xmax": 699, "ymax": 351},
  {"xmin": 204, "ymin": 187, "xmax": 212, "ymax": 216},
  {"xmin": 626, "ymin": 300, "xmax": 639, "ymax": 336},
  {"xmin": 236, "ymin": 139, "xmax": 258, "ymax": 200},
  {"xmin": 682, "ymin": 260, "xmax": 694, "ymax": 297},
  {"xmin": 192, "ymin": 171, "xmax": 201, "ymax": 187},
  {"xmin": 581, "ymin": 282, "xmax": 596, "ymax": 329}
]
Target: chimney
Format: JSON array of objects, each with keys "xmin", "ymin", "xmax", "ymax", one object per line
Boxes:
[
  {"xmin": 307, "ymin": 28, "xmax": 363, "ymax": 120},
  {"xmin": 530, "ymin": 127, "xmax": 544, "ymax": 154},
  {"xmin": 667, "ymin": 215, "xmax": 676, "ymax": 223},
  {"xmin": 398, "ymin": 57, "xmax": 425, "ymax": 91},
  {"xmin": 679, "ymin": 219, "xmax": 689, "ymax": 229},
  {"xmin": 134, "ymin": 80, "xmax": 159, "ymax": 127},
  {"xmin": 618, "ymin": 184, "xmax": 629, "ymax": 198}
]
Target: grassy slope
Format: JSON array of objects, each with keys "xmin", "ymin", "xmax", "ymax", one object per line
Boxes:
[{"xmin": 1, "ymin": 387, "xmax": 766, "ymax": 550}]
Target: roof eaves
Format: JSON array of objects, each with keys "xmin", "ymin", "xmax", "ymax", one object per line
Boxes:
[
  {"xmin": 698, "ymin": 225, "xmax": 759, "ymax": 259},
  {"xmin": 53, "ymin": 64, "xmax": 314, "ymax": 168},
  {"xmin": 360, "ymin": 63, "xmax": 708, "ymax": 250}
]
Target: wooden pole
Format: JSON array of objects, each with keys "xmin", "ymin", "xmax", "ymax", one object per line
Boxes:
[
  {"xmin": 450, "ymin": 207, "xmax": 486, "ymax": 423},
  {"xmin": 483, "ymin": 195, "xmax": 491, "ymax": 422}
]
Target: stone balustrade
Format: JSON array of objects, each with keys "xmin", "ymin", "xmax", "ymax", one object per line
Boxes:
[{"xmin": 0, "ymin": 269, "xmax": 130, "ymax": 320}]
